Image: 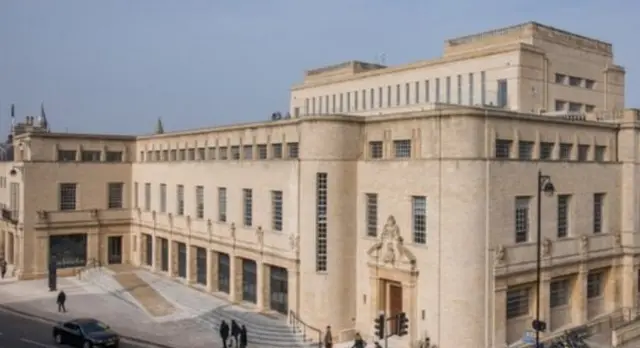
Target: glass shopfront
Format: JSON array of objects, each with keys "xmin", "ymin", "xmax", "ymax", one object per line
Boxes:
[
  {"xmin": 196, "ymin": 247, "xmax": 207, "ymax": 285},
  {"xmin": 242, "ymin": 259, "xmax": 257, "ymax": 304},
  {"xmin": 49, "ymin": 234, "xmax": 87, "ymax": 268},
  {"xmin": 160, "ymin": 238, "xmax": 169, "ymax": 272},
  {"xmin": 144, "ymin": 234, "xmax": 153, "ymax": 266},
  {"xmin": 177, "ymin": 242, "xmax": 187, "ymax": 278},
  {"xmin": 218, "ymin": 253, "xmax": 230, "ymax": 293}
]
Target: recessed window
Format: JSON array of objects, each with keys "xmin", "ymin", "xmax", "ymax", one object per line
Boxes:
[
  {"xmin": 58, "ymin": 150, "xmax": 77, "ymax": 162},
  {"xmin": 555, "ymin": 100, "xmax": 567, "ymax": 111},
  {"xmin": 271, "ymin": 144, "xmax": 282, "ymax": 159},
  {"xmin": 107, "ymin": 182, "xmax": 124, "ymax": 209},
  {"xmin": 257, "ymin": 144, "xmax": 268, "ymax": 159},
  {"xmin": 587, "ymin": 272, "xmax": 603, "ymax": 298},
  {"xmin": 569, "ymin": 102, "xmax": 582, "ymax": 112},
  {"xmin": 515, "ymin": 196, "xmax": 530, "ymax": 243},
  {"xmin": 550, "ymin": 278, "xmax": 570, "ymax": 307},
  {"xmin": 585, "ymin": 79, "xmax": 595, "ymax": 89},
  {"xmin": 60, "ymin": 183, "xmax": 77, "ymax": 211},
  {"xmin": 518, "ymin": 141, "xmax": 534, "ymax": 160},
  {"xmin": 539, "ymin": 142, "xmax": 554, "ymax": 160},
  {"xmin": 555, "ymin": 74, "xmax": 566, "ymax": 84},
  {"xmin": 568, "ymin": 76, "xmax": 582, "ymax": 86},
  {"xmin": 593, "ymin": 193, "xmax": 605, "ymax": 234},
  {"xmin": 506, "ymin": 287, "xmax": 530, "ymax": 319},
  {"xmin": 369, "ymin": 141, "xmax": 383, "ymax": 159},
  {"xmin": 365, "ymin": 193, "xmax": 378, "ymax": 237},
  {"xmin": 230, "ymin": 146, "xmax": 240, "ymax": 160},
  {"xmin": 495, "ymin": 139, "xmax": 512, "ymax": 159},
  {"xmin": 594, "ymin": 146, "xmax": 606, "ymax": 162},
  {"xmin": 585, "ymin": 104, "xmax": 595, "ymax": 113},
  {"xmin": 393, "ymin": 140, "xmax": 411, "ymax": 158},
  {"xmin": 243, "ymin": 145, "xmax": 253, "ymax": 160},
  {"xmin": 559, "ymin": 143, "xmax": 573, "ymax": 160},
  {"xmin": 557, "ymin": 195, "xmax": 570, "ymax": 238},
  {"xmin": 287, "ymin": 143, "xmax": 299, "ymax": 159},
  {"xmin": 81, "ymin": 151, "xmax": 101, "ymax": 162},
  {"xmin": 412, "ymin": 196, "xmax": 427, "ymax": 244},
  {"xmin": 578, "ymin": 145, "xmax": 590, "ymax": 161}
]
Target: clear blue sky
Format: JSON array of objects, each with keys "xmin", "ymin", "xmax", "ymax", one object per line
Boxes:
[{"xmin": 0, "ymin": 0, "xmax": 638, "ymax": 135}]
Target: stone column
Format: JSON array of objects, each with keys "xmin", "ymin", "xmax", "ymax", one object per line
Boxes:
[
  {"xmin": 572, "ymin": 267, "xmax": 588, "ymax": 325},
  {"xmin": 153, "ymin": 237, "xmax": 161, "ymax": 271},
  {"xmin": 186, "ymin": 245, "xmax": 194, "ymax": 283},
  {"xmin": 230, "ymin": 256, "xmax": 241, "ymax": 303},
  {"xmin": 494, "ymin": 283, "xmax": 507, "ymax": 347},
  {"xmin": 169, "ymin": 241, "xmax": 177, "ymax": 277},
  {"xmin": 206, "ymin": 250, "xmax": 218, "ymax": 292},
  {"xmin": 258, "ymin": 263, "xmax": 269, "ymax": 311},
  {"xmin": 86, "ymin": 232, "xmax": 99, "ymax": 263}
]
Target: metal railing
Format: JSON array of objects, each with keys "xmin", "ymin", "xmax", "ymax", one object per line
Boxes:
[
  {"xmin": 289, "ymin": 310, "xmax": 322, "ymax": 347},
  {"xmin": 75, "ymin": 257, "xmax": 101, "ymax": 279}
]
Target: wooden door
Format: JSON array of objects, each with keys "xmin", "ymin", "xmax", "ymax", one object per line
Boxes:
[{"xmin": 388, "ymin": 283, "xmax": 403, "ymax": 335}]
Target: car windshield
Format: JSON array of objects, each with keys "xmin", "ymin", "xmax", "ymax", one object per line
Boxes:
[{"xmin": 80, "ymin": 321, "xmax": 109, "ymax": 334}]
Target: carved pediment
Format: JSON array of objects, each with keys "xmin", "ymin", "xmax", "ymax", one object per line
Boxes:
[{"xmin": 367, "ymin": 215, "xmax": 417, "ymax": 270}]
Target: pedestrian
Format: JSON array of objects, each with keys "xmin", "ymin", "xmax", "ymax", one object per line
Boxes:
[
  {"xmin": 240, "ymin": 324, "xmax": 247, "ymax": 348},
  {"xmin": 219, "ymin": 319, "xmax": 230, "ymax": 348},
  {"xmin": 324, "ymin": 325, "xmax": 333, "ymax": 348},
  {"xmin": 0, "ymin": 258, "xmax": 6, "ymax": 279},
  {"xmin": 231, "ymin": 320, "xmax": 241, "ymax": 347},
  {"xmin": 56, "ymin": 290, "xmax": 66, "ymax": 312},
  {"xmin": 352, "ymin": 332, "xmax": 366, "ymax": 348}
]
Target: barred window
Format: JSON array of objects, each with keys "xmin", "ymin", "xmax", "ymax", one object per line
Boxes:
[
  {"xmin": 287, "ymin": 143, "xmax": 299, "ymax": 159},
  {"xmin": 365, "ymin": 193, "xmax": 378, "ymax": 237},
  {"xmin": 170, "ymin": 149, "xmax": 177, "ymax": 161},
  {"xmin": 559, "ymin": 143, "xmax": 572, "ymax": 160},
  {"xmin": 495, "ymin": 139, "xmax": 512, "ymax": 158},
  {"xmin": 197, "ymin": 147, "xmax": 206, "ymax": 160},
  {"xmin": 178, "ymin": 149, "xmax": 186, "ymax": 161},
  {"xmin": 515, "ymin": 196, "xmax": 530, "ymax": 243},
  {"xmin": 393, "ymin": 140, "xmax": 411, "ymax": 158},
  {"xmin": 369, "ymin": 141, "xmax": 383, "ymax": 159},
  {"xmin": 412, "ymin": 196, "xmax": 427, "ymax": 244},
  {"xmin": 271, "ymin": 190, "xmax": 283, "ymax": 231},
  {"xmin": 518, "ymin": 141, "xmax": 534, "ymax": 160},
  {"xmin": 58, "ymin": 150, "xmax": 77, "ymax": 162},
  {"xmin": 107, "ymin": 182, "xmax": 124, "ymax": 209},
  {"xmin": 272, "ymin": 144, "xmax": 283, "ymax": 159},
  {"xmin": 257, "ymin": 144, "xmax": 268, "ymax": 159},
  {"xmin": 161, "ymin": 150, "xmax": 168, "ymax": 161},
  {"xmin": 243, "ymin": 145, "xmax": 253, "ymax": 160},
  {"xmin": 230, "ymin": 146, "xmax": 240, "ymax": 160},
  {"xmin": 218, "ymin": 187, "xmax": 227, "ymax": 222},
  {"xmin": 557, "ymin": 195, "xmax": 570, "ymax": 238},
  {"xmin": 208, "ymin": 147, "xmax": 216, "ymax": 160},
  {"xmin": 550, "ymin": 278, "xmax": 570, "ymax": 308},
  {"xmin": 593, "ymin": 193, "xmax": 605, "ymax": 233},
  {"xmin": 159, "ymin": 184, "xmax": 167, "ymax": 213},
  {"xmin": 506, "ymin": 287, "xmax": 530, "ymax": 319},
  {"xmin": 195, "ymin": 186, "xmax": 204, "ymax": 219},
  {"xmin": 595, "ymin": 146, "xmax": 606, "ymax": 162},
  {"xmin": 176, "ymin": 185, "xmax": 184, "ymax": 216},
  {"xmin": 219, "ymin": 147, "xmax": 228, "ymax": 160},
  {"xmin": 539, "ymin": 142, "xmax": 554, "ymax": 160},
  {"xmin": 105, "ymin": 151, "xmax": 123, "ymax": 162},
  {"xmin": 587, "ymin": 271, "xmax": 603, "ymax": 298},
  {"xmin": 316, "ymin": 173, "xmax": 328, "ymax": 272},
  {"xmin": 187, "ymin": 148, "xmax": 196, "ymax": 161},
  {"xmin": 144, "ymin": 183, "xmax": 151, "ymax": 211},
  {"xmin": 60, "ymin": 183, "xmax": 77, "ymax": 211},
  {"xmin": 81, "ymin": 150, "xmax": 101, "ymax": 162},
  {"xmin": 578, "ymin": 145, "xmax": 590, "ymax": 161},
  {"xmin": 243, "ymin": 188, "xmax": 253, "ymax": 227}
]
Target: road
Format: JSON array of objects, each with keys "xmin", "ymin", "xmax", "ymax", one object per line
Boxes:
[{"xmin": 0, "ymin": 309, "xmax": 163, "ymax": 348}]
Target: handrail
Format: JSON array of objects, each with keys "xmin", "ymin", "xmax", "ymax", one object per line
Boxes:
[
  {"xmin": 288, "ymin": 310, "xmax": 322, "ymax": 348},
  {"xmin": 75, "ymin": 257, "xmax": 102, "ymax": 279}
]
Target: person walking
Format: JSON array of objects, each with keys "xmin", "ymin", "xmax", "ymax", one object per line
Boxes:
[
  {"xmin": 352, "ymin": 332, "xmax": 366, "ymax": 348},
  {"xmin": 324, "ymin": 325, "xmax": 333, "ymax": 348},
  {"xmin": 0, "ymin": 258, "xmax": 6, "ymax": 279},
  {"xmin": 219, "ymin": 320, "xmax": 230, "ymax": 348},
  {"xmin": 230, "ymin": 320, "xmax": 241, "ymax": 347},
  {"xmin": 239, "ymin": 324, "xmax": 248, "ymax": 348},
  {"xmin": 56, "ymin": 290, "xmax": 66, "ymax": 312}
]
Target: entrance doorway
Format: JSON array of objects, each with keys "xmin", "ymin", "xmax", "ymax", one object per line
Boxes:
[
  {"xmin": 196, "ymin": 247, "xmax": 207, "ymax": 285},
  {"xmin": 388, "ymin": 282, "xmax": 403, "ymax": 335},
  {"xmin": 242, "ymin": 259, "xmax": 257, "ymax": 303},
  {"xmin": 218, "ymin": 253, "xmax": 230, "ymax": 294},
  {"xmin": 269, "ymin": 266, "xmax": 288, "ymax": 314},
  {"xmin": 144, "ymin": 234, "xmax": 153, "ymax": 266},
  {"xmin": 107, "ymin": 236, "xmax": 122, "ymax": 264},
  {"xmin": 160, "ymin": 238, "xmax": 169, "ymax": 272},
  {"xmin": 177, "ymin": 242, "xmax": 187, "ymax": 278}
]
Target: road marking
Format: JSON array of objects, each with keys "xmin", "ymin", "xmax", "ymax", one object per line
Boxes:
[{"xmin": 19, "ymin": 338, "xmax": 58, "ymax": 348}]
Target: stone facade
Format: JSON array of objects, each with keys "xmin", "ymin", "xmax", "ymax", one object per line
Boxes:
[{"xmin": 0, "ymin": 22, "xmax": 636, "ymax": 348}]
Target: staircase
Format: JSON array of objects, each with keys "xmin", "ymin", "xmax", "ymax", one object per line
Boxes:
[{"xmin": 79, "ymin": 267, "xmax": 320, "ymax": 348}]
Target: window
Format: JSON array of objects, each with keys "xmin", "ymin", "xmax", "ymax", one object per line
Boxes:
[
  {"xmin": 555, "ymin": 73, "xmax": 566, "ymax": 84},
  {"xmin": 178, "ymin": 149, "xmax": 186, "ymax": 160},
  {"xmin": 243, "ymin": 145, "xmax": 253, "ymax": 160},
  {"xmin": 144, "ymin": 183, "xmax": 151, "ymax": 211},
  {"xmin": 105, "ymin": 151, "xmax": 123, "ymax": 162},
  {"xmin": 365, "ymin": 193, "xmax": 378, "ymax": 237},
  {"xmin": 386, "ymin": 86, "xmax": 391, "ymax": 107},
  {"xmin": 585, "ymin": 104, "xmax": 595, "ymax": 113},
  {"xmin": 515, "ymin": 196, "xmax": 530, "ymax": 243},
  {"xmin": 369, "ymin": 141, "xmax": 383, "ymax": 159},
  {"xmin": 134, "ymin": 182, "xmax": 139, "ymax": 208},
  {"xmin": 159, "ymin": 184, "xmax": 167, "ymax": 213},
  {"xmin": 316, "ymin": 173, "xmax": 328, "ymax": 272},
  {"xmin": 495, "ymin": 139, "xmax": 512, "ymax": 158},
  {"xmin": 287, "ymin": 143, "xmax": 299, "ymax": 159},
  {"xmin": 497, "ymin": 79, "xmax": 508, "ymax": 108},
  {"xmin": 550, "ymin": 278, "xmax": 570, "ymax": 307},
  {"xmin": 395, "ymin": 84, "xmax": 400, "ymax": 106},
  {"xmin": 9, "ymin": 182, "xmax": 19, "ymax": 220},
  {"xmin": 271, "ymin": 190, "xmax": 283, "ymax": 231},
  {"xmin": 445, "ymin": 77, "xmax": 451, "ymax": 103},
  {"xmin": 370, "ymin": 88, "xmax": 375, "ymax": 109},
  {"xmin": 176, "ymin": 185, "xmax": 184, "ymax": 216},
  {"xmin": 587, "ymin": 272, "xmax": 603, "ymax": 298},
  {"xmin": 569, "ymin": 102, "xmax": 582, "ymax": 112},
  {"xmin": 506, "ymin": 287, "xmax": 529, "ymax": 319},
  {"xmin": 595, "ymin": 146, "xmax": 606, "ymax": 162},
  {"xmin": 58, "ymin": 150, "xmax": 76, "ymax": 162},
  {"xmin": 480, "ymin": 71, "xmax": 486, "ymax": 105},
  {"xmin": 219, "ymin": 147, "xmax": 228, "ymax": 160},
  {"xmin": 81, "ymin": 151, "xmax": 101, "ymax": 162},
  {"xmin": 578, "ymin": 145, "xmax": 590, "ymax": 161},
  {"xmin": 208, "ymin": 147, "xmax": 216, "ymax": 160},
  {"xmin": 585, "ymin": 79, "xmax": 595, "ymax": 89},
  {"xmin": 555, "ymin": 100, "xmax": 567, "ymax": 111},
  {"xmin": 230, "ymin": 146, "xmax": 240, "ymax": 160},
  {"xmin": 218, "ymin": 187, "xmax": 227, "ymax": 222},
  {"xmin": 332, "ymin": 94, "xmax": 337, "ymax": 113},
  {"xmin": 107, "ymin": 183, "xmax": 124, "ymax": 209},
  {"xmin": 425, "ymin": 80, "xmax": 430, "ymax": 102},
  {"xmin": 593, "ymin": 193, "xmax": 605, "ymax": 233},
  {"xmin": 195, "ymin": 186, "xmax": 204, "ymax": 219},
  {"xmin": 161, "ymin": 150, "xmax": 168, "ymax": 161},
  {"xmin": 456, "ymin": 74, "xmax": 462, "ymax": 104},
  {"xmin": 393, "ymin": 140, "xmax": 411, "ymax": 158},
  {"xmin": 346, "ymin": 92, "xmax": 351, "ymax": 111},
  {"xmin": 60, "ymin": 183, "xmax": 77, "ymax": 211},
  {"xmin": 559, "ymin": 143, "xmax": 572, "ymax": 160},
  {"xmin": 146, "ymin": 151, "xmax": 152, "ymax": 161},
  {"xmin": 243, "ymin": 188, "xmax": 253, "ymax": 227},
  {"xmin": 272, "ymin": 144, "xmax": 283, "ymax": 159},
  {"xmin": 170, "ymin": 150, "xmax": 177, "ymax": 161},
  {"xmin": 139, "ymin": 151, "xmax": 144, "ymax": 162},
  {"xmin": 378, "ymin": 87, "xmax": 383, "ymax": 108},
  {"xmin": 518, "ymin": 141, "xmax": 534, "ymax": 160},
  {"xmin": 412, "ymin": 196, "xmax": 427, "ymax": 244},
  {"xmin": 557, "ymin": 195, "xmax": 570, "ymax": 238},
  {"xmin": 339, "ymin": 93, "xmax": 344, "ymax": 112},
  {"xmin": 414, "ymin": 81, "xmax": 420, "ymax": 104},
  {"xmin": 154, "ymin": 151, "xmax": 160, "ymax": 161},
  {"xmin": 404, "ymin": 83, "xmax": 410, "ymax": 105},
  {"xmin": 256, "ymin": 144, "xmax": 267, "ymax": 159},
  {"xmin": 197, "ymin": 147, "xmax": 205, "ymax": 160},
  {"xmin": 568, "ymin": 76, "xmax": 582, "ymax": 86},
  {"xmin": 353, "ymin": 92, "xmax": 358, "ymax": 111},
  {"xmin": 539, "ymin": 142, "xmax": 554, "ymax": 160},
  {"xmin": 312, "ymin": 97, "xmax": 317, "ymax": 114},
  {"xmin": 435, "ymin": 78, "xmax": 440, "ymax": 103},
  {"xmin": 468, "ymin": 73, "xmax": 474, "ymax": 105}
]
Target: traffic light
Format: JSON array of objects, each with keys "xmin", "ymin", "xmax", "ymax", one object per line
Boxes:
[
  {"xmin": 398, "ymin": 312, "xmax": 409, "ymax": 336},
  {"xmin": 374, "ymin": 313, "xmax": 385, "ymax": 339},
  {"xmin": 532, "ymin": 319, "xmax": 546, "ymax": 332}
]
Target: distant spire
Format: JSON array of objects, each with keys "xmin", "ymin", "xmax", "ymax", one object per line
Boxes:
[
  {"xmin": 155, "ymin": 118, "xmax": 164, "ymax": 134},
  {"xmin": 10, "ymin": 104, "xmax": 15, "ymax": 130},
  {"xmin": 40, "ymin": 101, "xmax": 49, "ymax": 130}
]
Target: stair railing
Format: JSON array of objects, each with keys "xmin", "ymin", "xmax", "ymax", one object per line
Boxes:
[
  {"xmin": 75, "ymin": 257, "xmax": 101, "ymax": 279},
  {"xmin": 289, "ymin": 309, "xmax": 322, "ymax": 347}
]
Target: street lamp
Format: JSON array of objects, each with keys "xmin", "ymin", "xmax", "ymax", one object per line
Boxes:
[{"xmin": 534, "ymin": 170, "xmax": 555, "ymax": 347}]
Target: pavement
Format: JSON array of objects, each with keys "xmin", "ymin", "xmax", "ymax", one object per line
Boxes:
[{"xmin": 0, "ymin": 309, "xmax": 156, "ymax": 348}]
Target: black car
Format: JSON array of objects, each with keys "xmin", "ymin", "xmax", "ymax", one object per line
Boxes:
[{"xmin": 52, "ymin": 318, "xmax": 120, "ymax": 348}]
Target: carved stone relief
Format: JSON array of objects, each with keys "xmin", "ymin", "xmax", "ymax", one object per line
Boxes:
[
  {"xmin": 367, "ymin": 215, "xmax": 416, "ymax": 269},
  {"xmin": 289, "ymin": 234, "xmax": 300, "ymax": 251},
  {"xmin": 230, "ymin": 223, "xmax": 236, "ymax": 240},
  {"xmin": 614, "ymin": 233, "xmax": 622, "ymax": 248},
  {"xmin": 580, "ymin": 235, "xmax": 589, "ymax": 254},
  {"xmin": 542, "ymin": 238, "xmax": 552, "ymax": 257},
  {"xmin": 494, "ymin": 245, "xmax": 506, "ymax": 266},
  {"xmin": 256, "ymin": 226, "xmax": 264, "ymax": 245}
]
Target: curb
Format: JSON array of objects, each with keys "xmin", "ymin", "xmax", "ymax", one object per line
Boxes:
[{"xmin": 0, "ymin": 304, "xmax": 176, "ymax": 348}]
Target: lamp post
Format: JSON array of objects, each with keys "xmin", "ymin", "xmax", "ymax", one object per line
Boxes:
[{"xmin": 534, "ymin": 170, "xmax": 555, "ymax": 347}]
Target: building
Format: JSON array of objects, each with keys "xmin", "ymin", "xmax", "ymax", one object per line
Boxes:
[{"xmin": 0, "ymin": 22, "xmax": 637, "ymax": 347}]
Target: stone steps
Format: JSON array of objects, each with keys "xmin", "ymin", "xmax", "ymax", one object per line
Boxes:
[{"xmin": 80, "ymin": 267, "xmax": 320, "ymax": 348}]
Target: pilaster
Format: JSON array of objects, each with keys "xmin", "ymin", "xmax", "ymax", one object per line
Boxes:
[
  {"xmin": 258, "ymin": 263, "xmax": 269, "ymax": 310},
  {"xmin": 230, "ymin": 255, "xmax": 240, "ymax": 302},
  {"xmin": 572, "ymin": 266, "xmax": 588, "ymax": 325},
  {"xmin": 187, "ymin": 245, "xmax": 195, "ymax": 284},
  {"xmin": 153, "ymin": 237, "xmax": 161, "ymax": 271},
  {"xmin": 169, "ymin": 241, "xmax": 177, "ymax": 277},
  {"xmin": 87, "ymin": 231, "xmax": 99, "ymax": 262},
  {"xmin": 494, "ymin": 282, "xmax": 507, "ymax": 347},
  {"xmin": 206, "ymin": 250, "xmax": 218, "ymax": 292}
]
